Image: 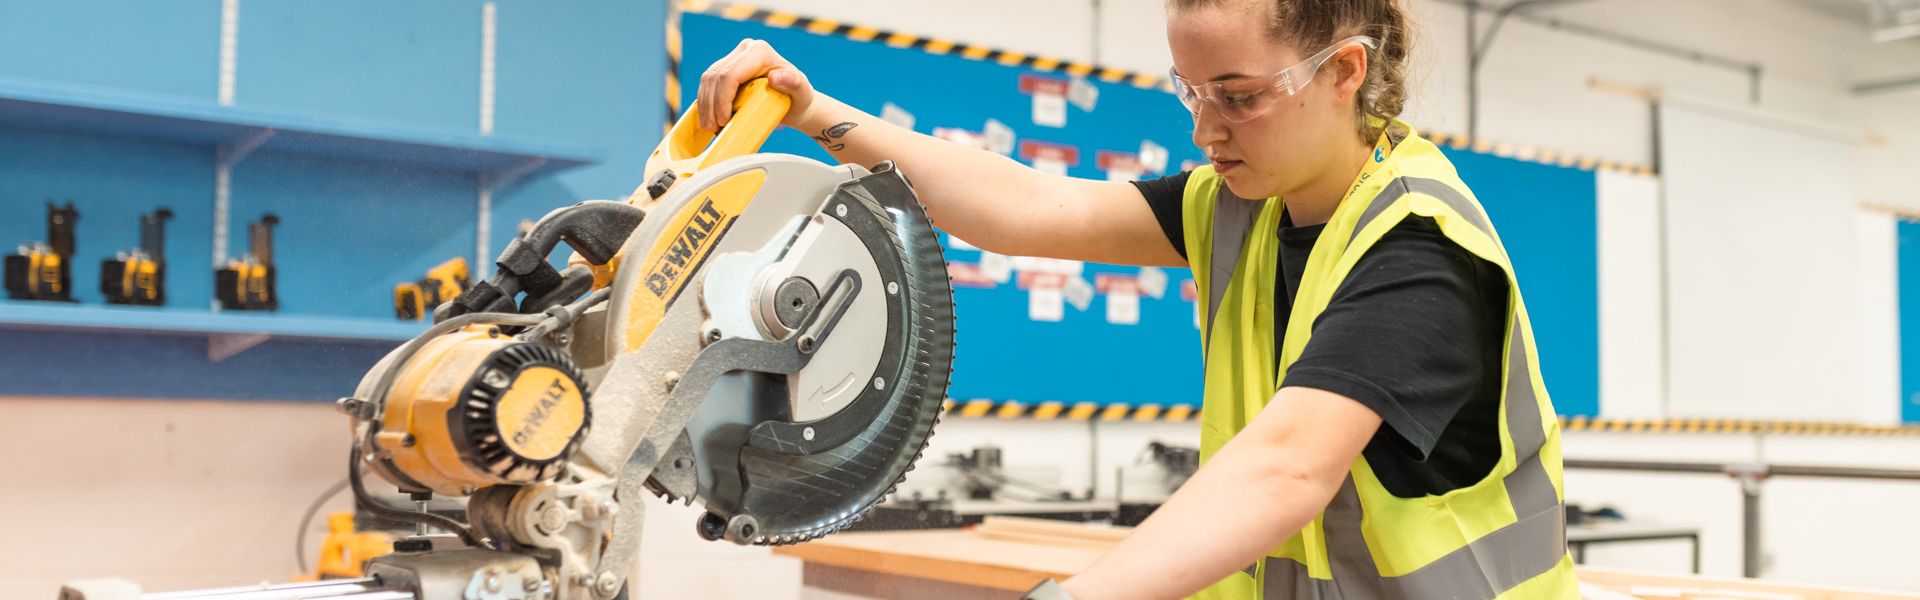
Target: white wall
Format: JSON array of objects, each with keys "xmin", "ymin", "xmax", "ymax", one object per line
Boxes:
[{"xmin": 0, "ymin": 397, "xmax": 800, "ymax": 600}]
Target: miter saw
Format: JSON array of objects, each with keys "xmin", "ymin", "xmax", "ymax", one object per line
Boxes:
[{"xmin": 60, "ymin": 79, "xmax": 955, "ymax": 600}]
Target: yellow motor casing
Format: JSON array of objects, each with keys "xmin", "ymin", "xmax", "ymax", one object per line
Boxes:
[{"xmin": 373, "ymin": 327, "xmax": 591, "ymax": 496}]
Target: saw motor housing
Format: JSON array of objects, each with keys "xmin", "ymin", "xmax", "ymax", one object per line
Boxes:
[{"xmin": 367, "ymin": 326, "xmax": 592, "ymax": 496}]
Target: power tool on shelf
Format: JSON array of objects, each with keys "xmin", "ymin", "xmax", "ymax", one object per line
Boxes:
[
  {"xmin": 215, "ymin": 212, "xmax": 280, "ymax": 311},
  {"xmin": 394, "ymin": 257, "xmax": 472, "ymax": 320},
  {"xmin": 62, "ymin": 77, "xmax": 958, "ymax": 600},
  {"xmin": 5, "ymin": 201, "xmax": 80, "ymax": 302},
  {"xmin": 100, "ymin": 207, "xmax": 173, "ymax": 306}
]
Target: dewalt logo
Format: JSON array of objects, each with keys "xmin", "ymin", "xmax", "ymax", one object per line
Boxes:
[
  {"xmin": 624, "ymin": 168, "xmax": 767, "ymax": 353},
  {"xmin": 644, "ymin": 198, "xmax": 725, "ymax": 298},
  {"xmin": 511, "ymin": 378, "xmax": 568, "ymax": 449}
]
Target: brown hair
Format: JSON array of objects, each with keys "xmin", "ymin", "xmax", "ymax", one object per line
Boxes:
[{"xmin": 1169, "ymin": 0, "xmax": 1413, "ymax": 141}]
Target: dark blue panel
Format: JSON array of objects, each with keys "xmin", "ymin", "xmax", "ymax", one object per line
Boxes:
[
  {"xmin": 240, "ymin": 1, "xmax": 482, "ymax": 131},
  {"xmin": 229, "ymin": 150, "xmax": 476, "ymax": 319},
  {"xmin": 1900, "ymin": 220, "xmax": 1920, "ymax": 423},
  {"xmin": 0, "ymin": 125, "xmax": 217, "ymax": 308},
  {"xmin": 0, "ymin": 329, "xmax": 391, "ymax": 401},
  {"xmin": 680, "ymin": 14, "xmax": 1603, "ymax": 416},
  {"xmin": 1443, "ymin": 149, "xmax": 1601, "ymax": 418},
  {"xmin": 0, "ymin": 1, "xmax": 219, "ymax": 99}
]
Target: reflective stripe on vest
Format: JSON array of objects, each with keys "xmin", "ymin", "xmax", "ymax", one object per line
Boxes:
[{"xmin": 1200, "ymin": 173, "xmax": 1569, "ymax": 599}]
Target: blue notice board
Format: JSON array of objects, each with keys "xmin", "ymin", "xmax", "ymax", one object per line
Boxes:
[{"xmin": 681, "ymin": 12, "xmax": 1600, "ymax": 416}]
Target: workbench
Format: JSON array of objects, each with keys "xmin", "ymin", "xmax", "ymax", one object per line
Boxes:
[{"xmin": 773, "ymin": 517, "xmax": 1920, "ymax": 599}]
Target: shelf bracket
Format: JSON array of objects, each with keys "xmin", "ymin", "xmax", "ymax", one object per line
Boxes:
[{"xmin": 207, "ymin": 332, "xmax": 271, "ymax": 362}]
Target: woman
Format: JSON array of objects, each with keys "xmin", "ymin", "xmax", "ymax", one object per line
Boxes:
[{"xmin": 697, "ymin": 0, "xmax": 1576, "ymax": 598}]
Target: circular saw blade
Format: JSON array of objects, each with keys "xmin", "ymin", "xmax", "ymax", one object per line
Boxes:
[{"xmin": 685, "ymin": 163, "xmax": 954, "ymax": 545}]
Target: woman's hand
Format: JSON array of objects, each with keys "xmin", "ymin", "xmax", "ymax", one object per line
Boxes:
[{"xmin": 696, "ymin": 38, "xmax": 816, "ymax": 132}]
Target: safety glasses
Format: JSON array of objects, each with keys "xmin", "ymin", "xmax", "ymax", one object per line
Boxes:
[{"xmin": 1169, "ymin": 35, "xmax": 1379, "ymax": 122}]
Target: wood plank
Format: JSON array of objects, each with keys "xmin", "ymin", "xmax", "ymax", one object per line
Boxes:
[
  {"xmin": 1578, "ymin": 568, "xmax": 1920, "ymax": 599},
  {"xmin": 773, "ymin": 529, "xmax": 1106, "ymax": 590},
  {"xmin": 778, "ymin": 526, "xmax": 1920, "ymax": 598}
]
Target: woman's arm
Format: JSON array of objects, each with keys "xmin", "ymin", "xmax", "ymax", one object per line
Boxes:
[
  {"xmin": 696, "ymin": 39, "xmax": 1183, "ymax": 267},
  {"xmin": 1061, "ymin": 386, "xmax": 1382, "ymax": 599}
]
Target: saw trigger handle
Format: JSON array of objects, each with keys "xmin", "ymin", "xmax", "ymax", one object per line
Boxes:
[{"xmin": 637, "ymin": 77, "xmax": 790, "ymax": 204}]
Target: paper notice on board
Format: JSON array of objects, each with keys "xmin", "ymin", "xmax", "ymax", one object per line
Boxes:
[
  {"xmin": 1106, "ymin": 168, "xmax": 1144, "ymax": 182},
  {"xmin": 1032, "ymin": 156, "xmax": 1068, "ymax": 176},
  {"xmin": 1068, "ymin": 77, "xmax": 1099, "ymax": 111},
  {"xmin": 1064, "ymin": 276, "xmax": 1094, "ymax": 311},
  {"xmin": 984, "ymin": 119, "xmax": 1016, "ymax": 155},
  {"xmin": 946, "ymin": 235, "xmax": 979, "ymax": 251},
  {"xmin": 1030, "ymin": 287, "xmax": 1065, "ymax": 322},
  {"xmin": 1139, "ymin": 140, "xmax": 1170, "ymax": 174},
  {"xmin": 1033, "ymin": 93, "xmax": 1067, "ymax": 128},
  {"xmin": 880, "ymin": 102, "xmax": 916, "ymax": 130},
  {"xmin": 1137, "ymin": 266, "xmax": 1168, "ymax": 299},
  {"xmin": 1106, "ymin": 288, "xmax": 1140, "ymax": 325},
  {"xmin": 1011, "ymin": 256, "xmax": 1084, "ymax": 276},
  {"xmin": 979, "ymin": 252, "xmax": 1013, "ymax": 283}
]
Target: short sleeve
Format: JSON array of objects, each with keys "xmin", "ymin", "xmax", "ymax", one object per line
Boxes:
[{"xmin": 1130, "ymin": 171, "xmax": 1191, "ymax": 261}]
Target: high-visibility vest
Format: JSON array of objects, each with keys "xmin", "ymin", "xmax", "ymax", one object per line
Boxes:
[{"xmin": 1184, "ymin": 123, "xmax": 1578, "ymax": 599}]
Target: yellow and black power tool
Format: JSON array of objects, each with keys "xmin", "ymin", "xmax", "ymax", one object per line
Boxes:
[
  {"xmin": 101, "ymin": 207, "xmax": 173, "ymax": 306},
  {"xmin": 215, "ymin": 212, "xmax": 279, "ymax": 311},
  {"xmin": 392, "ymin": 257, "xmax": 470, "ymax": 320},
  {"xmin": 4, "ymin": 201, "xmax": 79, "ymax": 302},
  {"xmin": 365, "ymin": 324, "xmax": 591, "ymax": 496},
  {"xmin": 60, "ymin": 78, "xmax": 959, "ymax": 600}
]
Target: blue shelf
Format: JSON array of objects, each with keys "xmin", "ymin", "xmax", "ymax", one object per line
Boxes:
[
  {"xmin": 0, "ymin": 75, "xmax": 605, "ymax": 176},
  {"xmin": 0, "ymin": 301, "xmax": 426, "ymax": 342}
]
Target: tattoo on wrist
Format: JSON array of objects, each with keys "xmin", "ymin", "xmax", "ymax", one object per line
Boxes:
[{"xmin": 811, "ymin": 122, "xmax": 858, "ymax": 152}]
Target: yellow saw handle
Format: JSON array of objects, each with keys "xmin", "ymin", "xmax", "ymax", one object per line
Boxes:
[
  {"xmin": 586, "ymin": 78, "xmax": 790, "ymax": 289},
  {"xmin": 631, "ymin": 77, "xmax": 790, "ymax": 206}
]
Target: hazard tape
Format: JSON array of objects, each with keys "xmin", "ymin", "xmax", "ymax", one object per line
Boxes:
[
  {"xmin": 943, "ymin": 399, "xmax": 1198, "ymax": 423},
  {"xmin": 666, "ymin": 2, "xmax": 685, "ymax": 135},
  {"xmin": 681, "ymin": 1, "xmax": 1658, "ymax": 177},
  {"xmin": 937, "ymin": 399, "xmax": 1920, "ymax": 434},
  {"xmin": 1559, "ymin": 416, "xmax": 1920, "ymax": 436}
]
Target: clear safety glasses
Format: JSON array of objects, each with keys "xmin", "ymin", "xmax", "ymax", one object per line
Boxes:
[{"xmin": 1168, "ymin": 35, "xmax": 1379, "ymax": 122}]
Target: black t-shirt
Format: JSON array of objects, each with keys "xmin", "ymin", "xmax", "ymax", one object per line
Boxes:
[{"xmin": 1132, "ymin": 171, "xmax": 1507, "ymax": 498}]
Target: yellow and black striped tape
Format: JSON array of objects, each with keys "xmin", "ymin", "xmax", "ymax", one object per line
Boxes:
[
  {"xmin": 681, "ymin": 1, "xmax": 1657, "ymax": 177},
  {"xmin": 938, "ymin": 399, "xmax": 1920, "ymax": 435},
  {"xmin": 1559, "ymin": 416, "xmax": 1920, "ymax": 436},
  {"xmin": 942, "ymin": 399, "xmax": 1201, "ymax": 423},
  {"xmin": 665, "ymin": 0, "xmax": 685, "ymax": 134}
]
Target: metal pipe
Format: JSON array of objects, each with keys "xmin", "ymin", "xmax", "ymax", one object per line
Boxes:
[
  {"xmin": 1561, "ymin": 458, "xmax": 1724, "ymax": 474},
  {"xmin": 1436, "ymin": 0, "xmax": 1765, "ymax": 110},
  {"xmin": 1741, "ymin": 478, "xmax": 1762, "ymax": 578},
  {"xmin": 1466, "ymin": 0, "xmax": 1478, "ymax": 137},
  {"xmin": 1853, "ymin": 73, "xmax": 1920, "ymax": 96},
  {"xmin": 144, "ymin": 578, "xmax": 386, "ymax": 599},
  {"xmin": 149, "ymin": 591, "xmax": 410, "ymax": 600}
]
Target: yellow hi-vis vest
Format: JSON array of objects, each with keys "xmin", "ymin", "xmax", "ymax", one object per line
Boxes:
[{"xmin": 1184, "ymin": 124, "xmax": 1578, "ymax": 599}]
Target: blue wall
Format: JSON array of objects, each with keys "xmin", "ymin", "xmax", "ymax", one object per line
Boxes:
[
  {"xmin": 0, "ymin": 0, "xmax": 666, "ymax": 401},
  {"xmin": 681, "ymin": 13, "xmax": 1603, "ymax": 416}
]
